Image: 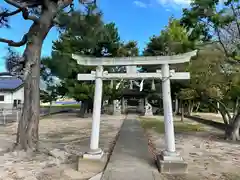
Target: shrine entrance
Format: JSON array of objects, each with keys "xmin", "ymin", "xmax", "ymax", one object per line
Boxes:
[{"xmin": 121, "ymin": 89, "xmax": 147, "ymax": 114}]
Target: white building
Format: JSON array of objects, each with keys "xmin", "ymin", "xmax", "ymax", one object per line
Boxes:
[{"xmin": 0, "ymin": 76, "xmax": 24, "ymax": 109}]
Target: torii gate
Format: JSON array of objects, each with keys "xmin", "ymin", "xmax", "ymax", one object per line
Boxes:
[{"xmin": 72, "ymin": 51, "xmax": 197, "ymax": 168}]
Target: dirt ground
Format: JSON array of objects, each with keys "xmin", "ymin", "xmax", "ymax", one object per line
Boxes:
[
  {"xmin": 144, "ymin": 115, "xmax": 240, "ymax": 180},
  {"xmin": 0, "ymin": 112, "xmax": 125, "ymax": 180}
]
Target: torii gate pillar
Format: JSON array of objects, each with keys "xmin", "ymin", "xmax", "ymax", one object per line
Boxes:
[
  {"xmin": 89, "ymin": 66, "xmax": 103, "ymax": 155},
  {"xmin": 162, "ymin": 64, "xmax": 176, "ymax": 153}
]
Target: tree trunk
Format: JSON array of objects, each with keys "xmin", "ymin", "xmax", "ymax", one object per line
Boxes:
[
  {"xmin": 79, "ymin": 101, "xmax": 86, "ymax": 118},
  {"xmin": 48, "ymin": 102, "xmax": 52, "ymax": 115},
  {"xmin": 207, "ymin": 99, "xmax": 240, "ymax": 141},
  {"xmin": 89, "ymin": 99, "xmax": 93, "ymax": 113},
  {"xmin": 15, "ymin": 3, "xmax": 58, "ymax": 151},
  {"xmin": 191, "ymin": 101, "xmax": 195, "ymax": 114},
  {"xmin": 208, "ymin": 99, "xmax": 230, "ymax": 125},
  {"xmin": 233, "ymin": 98, "xmax": 239, "ymax": 118},
  {"xmin": 225, "ymin": 114, "xmax": 240, "ymax": 141},
  {"xmin": 84, "ymin": 101, "xmax": 89, "ymax": 114},
  {"xmin": 195, "ymin": 102, "xmax": 200, "ymax": 112},
  {"xmin": 178, "ymin": 100, "xmax": 181, "ymax": 114},
  {"xmin": 187, "ymin": 100, "xmax": 194, "ymax": 116},
  {"xmin": 217, "ymin": 102, "xmax": 220, "ymax": 114},
  {"xmin": 16, "ymin": 41, "xmax": 42, "ymax": 151},
  {"xmin": 174, "ymin": 98, "xmax": 178, "ymax": 116},
  {"xmin": 180, "ymin": 100, "xmax": 184, "ymax": 122}
]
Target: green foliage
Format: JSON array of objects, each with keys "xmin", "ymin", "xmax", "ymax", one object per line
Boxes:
[
  {"xmin": 118, "ymin": 41, "xmax": 139, "ymax": 57},
  {"xmin": 143, "ymin": 17, "xmax": 196, "ymax": 100},
  {"xmin": 181, "ymin": 0, "xmax": 240, "ymax": 62},
  {"xmin": 140, "ymin": 118, "xmax": 204, "ymax": 134},
  {"xmin": 40, "ymin": 85, "xmax": 59, "ymax": 103},
  {"xmin": 44, "ymin": 7, "xmax": 139, "ymax": 103},
  {"xmin": 40, "ymin": 56, "xmax": 64, "ymax": 104},
  {"xmin": 178, "ymin": 88, "xmax": 198, "ymax": 100},
  {"xmin": 144, "ymin": 18, "xmax": 194, "ymax": 56},
  {"xmin": 189, "ymin": 48, "xmax": 226, "ymax": 91},
  {"xmin": 68, "ymin": 82, "xmax": 94, "ymax": 102},
  {"xmin": 189, "ymin": 46, "xmax": 240, "ymax": 103},
  {"xmin": 44, "ymin": 8, "xmax": 113, "ymax": 102},
  {"xmin": 142, "ymin": 14, "xmax": 240, "ymax": 111},
  {"xmin": 226, "ymin": 70, "xmax": 240, "ymax": 100}
]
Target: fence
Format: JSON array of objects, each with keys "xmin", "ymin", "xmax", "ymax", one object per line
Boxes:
[{"xmin": 0, "ymin": 106, "xmax": 72, "ymax": 125}]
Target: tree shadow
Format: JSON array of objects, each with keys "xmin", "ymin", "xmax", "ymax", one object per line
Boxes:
[
  {"xmin": 185, "ymin": 115, "xmax": 225, "ymax": 130},
  {"xmin": 175, "ymin": 131, "xmax": 240, "ymax": 145}
]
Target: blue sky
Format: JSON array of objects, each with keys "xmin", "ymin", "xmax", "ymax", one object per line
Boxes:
[{"xmin": 0, "ymin": 0, "xmax": 190, "ymax": 72}]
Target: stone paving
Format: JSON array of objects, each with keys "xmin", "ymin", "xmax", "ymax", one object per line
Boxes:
[{"xmin": 101, "ymin": 116, "xmax": 161, "ymax": 180}]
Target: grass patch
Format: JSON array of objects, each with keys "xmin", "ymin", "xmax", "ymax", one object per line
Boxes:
[
  {"xmin": 41, "ymin": 104, "xmax": 80, "ymax": 108},
  {"xmin": 140, "ymin": 118, "xmax": 204, "ymax": 134}
]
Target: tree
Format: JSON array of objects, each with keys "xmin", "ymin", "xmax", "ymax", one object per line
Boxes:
[
  {"xmin": 40, "ymin": 58, "xmax": 61, "ymax": 112},
  {"xmin": 192, "ymin": 46, "xmax": 240, "ymax": 140},
  {"xmin": 181, "ymin": 0, "xmax": 240, "ymax": 63},
  {"xmin": 181, "ymin": 0, "xmax": 240, "ymax": 140},
  {"xmin": 143, "ymin": 17, "xmax": 195, "ymax": 74},
  {"xmin": 0, "ymin": 0, "xmax": 96, "ymax": 151},
  {"xmin": 43, "ymin": 10, "xmax": 126, "ymax": 117},
  {"xmin": 112, "ymin": 41, "xmax": 140, "ymax": 93},
  {"xmin": 143, "ymin": 18, "xmax": 197, "ymax": 115},
  {"xmin": 118, "ymin": 41, "xmax": 139, "ymax": 57},
  {"xmin": 40, "ymin": 85, "xmax": 59, "ymax": 109},
  {"xmin": 144, "ymin": 18, "xmax": 194, "ymax": 57}
]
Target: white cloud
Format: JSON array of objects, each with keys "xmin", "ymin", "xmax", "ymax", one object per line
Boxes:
[
  {"xmin": 133, "ymin": 1, "xmax": 148, "ymax": 8},
  {"xmin": 156, "ymin": 0, "xmax": 191, "ymax": 8}
]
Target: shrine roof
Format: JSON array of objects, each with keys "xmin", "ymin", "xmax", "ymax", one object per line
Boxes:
[{"xmin": 121, "ymin": 89, "xmax": 148, "ymax": 97}]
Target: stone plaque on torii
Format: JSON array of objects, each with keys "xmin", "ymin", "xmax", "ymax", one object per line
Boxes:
[{"xmin": 72, "ymin": 50, "xmax": 197, "ymax": 172}]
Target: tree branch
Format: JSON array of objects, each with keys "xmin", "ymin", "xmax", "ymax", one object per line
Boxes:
[
  {"xmin": 52, "ymin": 18, "xmax": 61, "ymax": 26},
  {"xmin": 0, "ymin": 9, "xmax": 21, "ymax": 17},
  {"xmin": 0, "ymin": 33, "xmax": 28, "ymax": 47},
  {"xmin": 4, "ymin": 0, "xmax": 40, "ymax": 23},
  {"xmin": 214, "ymin": 98, "xmax": 232, "ymax": 121},
  {"xmin": 215, "ymin": 26, "xmax": 229, "ymax": 56},
  {"xmin": 57, "ymin": 0, "xmax": 74, "ymax": 10},
  {"xmin": 230, "ymin": 3, "xmax": 240, "ymax": 38},
  {"xmin": 207, "ymin": 100, "xmax": 229, "ymax": 125},
  {"xmin": 4, "ymin": 0, "xmax": 25, "ymax": 9},
  {"xmin": 21, "ymin": 8, "xmax": 39, "ymax": 22}
]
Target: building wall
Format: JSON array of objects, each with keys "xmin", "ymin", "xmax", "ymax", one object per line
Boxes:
[
  {"xmin": 0, "ymin": 87, "xmax": 24, "ymax": 109},
  {"xmin": 0, "ymin": 92, "xmax": 13, "ymax": 104},
  {"xmin": 12, "ymin": 87, "xmax": 24, "ymax": 103}
]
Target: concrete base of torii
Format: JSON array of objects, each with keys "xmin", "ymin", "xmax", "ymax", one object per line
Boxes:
[
  {"xmin": 77, "ymin": 153, "xmax": 107, "ymax": 175},
  {"xmin": 156, "ymin": 151, "xmax": 188, "ymax": 174}
]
